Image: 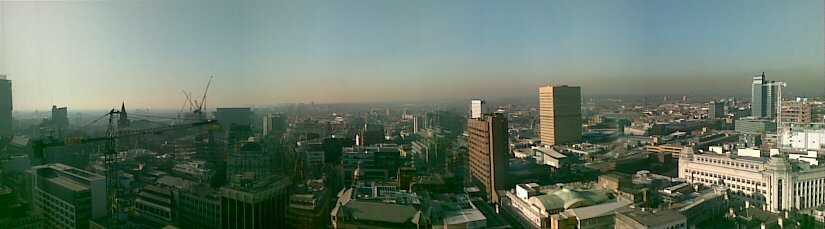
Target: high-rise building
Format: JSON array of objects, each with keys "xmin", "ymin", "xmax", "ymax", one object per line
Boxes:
[
  {"xmin": 226, "ymin": 142, "xmax": 271, "ymax": 186},
  {"xmin": 0, "ymin": 75, "xmax": 12, "ymax": 137},
  {"xmin": 214, "ymin": 107, "xmax": 253, "ymax": 129},
  {"xmin": 470, "ymin": 99, "xmax": 486, "ymax": 119},
  {"xmin": 779, "ymin": 98, "xmax": 820, "ymax": 125},
  {"xmin": 220, "ymin": 176, "xmax": 290, "ymax": 229},
  {"xmin": 177, "ymin": 187, "xmax": 222, "ymax": 229},
  {"xmin": 262, "ymin": 113, "xmax": 286, "ymax": 137},
  {"xmin": 51, "ymin": 105, "xmax": 69, "ymax": 130},
  {"xmin": 358, "ymin": 123, "xmax": 384, "ymax": 146},
  {"xmin": 467, "ymin": 112, "xmax": 509, "ymax": 203},
  {"xmin": 751, "ymin": 72, "xmax": 780, "ymax": 119},
  {"xmin": 539, "ymin": 85, "xmax": 582, "ymax": 145},
  {"xmin": 708, "ymin": 101, "xmax": 726, "ymax": 119},
  {"xmin": 31, "ymin": 163, "xmax": 106, "ymax": 229}
]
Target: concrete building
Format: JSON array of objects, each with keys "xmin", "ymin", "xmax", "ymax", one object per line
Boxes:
[
  {"xmin": 135, "ymin": 184, "xmax": 175, "ymax": 225},
  {"xmin": 51, "ymin": 105, "xmax": 69, "ymax": 131},
  {"xmin": 679, "ymin": 147, "xmax": 825, "ymax": 213},
  {"xmin": 177, "ymin": 186, "xmax": 221, "ymax": 229},
  {"xmin": 220, "ymin": 176, "xmax": 290, "ymax": 229},
  {"xmin": 780, "ymin": 123, "xmax": 825, "ymax": 152},
  {"xmin": 735, "ymin": 118, "xmax": 777, "ymax": 135},
  {"xmin": 287, "ymin": 180, "xmax": 333, "ymax": 229},
  {"xmin": 330, "ymin": 187, "xmax": 429, "ymax": 228},
  {"xmin": 226, "ymin": 142, "xmax": 271, "ymax": 186},
  {"xmin": 549, "ymin": 200, "xmax": 632, "ymax": 229},
  {"xmin": 470, "ymin": 99, "xmax": 486, "ymax": 119},
  {"xmin": 614, "ymin": 208, "xmax": 687, "ymax": 229},
  {"xmin": 0, "ymin": 75, "xmax": 11, "ymax": 137},
  {"xmin": 502, "ymin": 183, "xmax": 613, "ymax": 228},
  {"xmin": 31, "ymin": 163, "xmax": 106, "ymax": 229},
  {"xmin": 340, "ymin": 144, "xmax": 402, "ymax": 185},
  {"xmin": 539, "ymin": 85, "xmax": 582, "ymax": 145},
  {"xmin": 358, "ymin": 123, "xmax": 385, "ymax": 146},
  {"xmin": 532, "ymin": 146, "xmax": 570, "ymax": 169},
  {"xmin": 467, "ymin": 112, "xmax": 509, "ymax": 203},
  {"xmin": 172, "ymin": 161, "xmax": 213, "ymax": 184},
  {"xmin": 214, "ymin": 107, "xmax": 253, "ymax": 128},
  {"xmin": 708, "ymin": 101, "xmax": 727, "ymax": 119},
  {"xmin": 780, "ymin": 99, "xmax": 816, "ymax": 125},
  {"xmin": 262, "ymin": 113, "xmax": 285, "ymax": 136},
  {"xmin": 752, "ymin": 72, "xmax": 780, "ymax": 119},
  {"xmin": 598, "ymin": 172, "xmax": 632, "ymax": 192}
]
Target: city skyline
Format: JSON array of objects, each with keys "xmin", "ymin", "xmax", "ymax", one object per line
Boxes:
[{"xmin": 1, "ymin": 0, "xmax": 824, "ymax": 111}]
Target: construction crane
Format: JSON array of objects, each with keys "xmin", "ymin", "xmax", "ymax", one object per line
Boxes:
[
  {"xmin": 32, "ymin": 108, "xmax": 218, "ymax": 225},
  {"xmin": 192, "ymin": 76, "xmax": 213, "ymax": 118}
]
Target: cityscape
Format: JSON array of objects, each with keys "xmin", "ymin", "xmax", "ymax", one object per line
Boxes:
[{"xmin": 1, "ymin": 1, "xmax": 825, "ymax": 229}]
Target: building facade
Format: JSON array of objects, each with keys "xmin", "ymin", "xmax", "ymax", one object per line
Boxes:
[
  {"xmin": 467, "ymin": 112, "xmax": 509, "ymax": 203},
  {"xmin": 679, "ymin": 148, "xmax": 825, "ymax": 213},
  {"xmin": 0, "ymin": 75, "xmax": 11, "ymax": 137},
  {"xmin": 539, "ymin": 85, "xmax": 582, "ymax": 145},
  {"xmin": 220, "ymin": 176, "xmax": 290, "ymax": 229},
  {"xmin": 31, "ymin": 163, "xmax": 106, "ymax": 229},
  {"xmin": 177, "ymin": 188, "xmax": 222, "ymax": 229},
  {"xmin": 752, "ymin": 73, "xmax": 779, "ymax": 119}
]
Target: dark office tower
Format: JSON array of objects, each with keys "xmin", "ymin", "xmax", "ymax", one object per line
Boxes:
[
  {"xmin": 467, "ymin": 112, "xmax": 509, "ymax": 203},
  {"xmin": 0, "ymin": 75, "xmax": 12, "ymax": 137},
  {"xmin": 220, "ymin": 176, "xmax": 290, "ymax": 229},
  {"xmin": 262, "ymin": 113, "xmax": 286, "ymax": 136},
  {"xmin": 709, "ymin": 101, "xmax": 726, "ymax": 119},
  {"xmin": 51, "ymin": 105, "xmax": 69, "ymax": 130},
  {"xmin": 539, "ymin": 85, "xmax": 582, "ymax": 145},
  {"xmin": 752, "ymin": 72, "xmax": 779, "ymax": 119},
  {"xmin": 358, "ymin": 123, "xmax": 384, "ymax": 146},
  {"xmin": 215, "ymin": 107, "xmax": 254, "ymax": 129},
  {"xmin": 118, "ymin": 102, "xmax": 130, "ymax": 128}
]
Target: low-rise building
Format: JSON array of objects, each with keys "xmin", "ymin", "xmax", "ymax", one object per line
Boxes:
[
  {"xmin": 502, "ymin": 183, "xmax": 612, "ymax": 228},
  {"xmin": 614, "ymin": 208, "xmax": 687, "ymax": 229},
  {"xmin": 679, "ymin": 147, "xmax": 825, "ymax": 213}
]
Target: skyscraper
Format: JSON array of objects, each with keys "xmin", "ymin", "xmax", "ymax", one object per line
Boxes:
[
  {"xmin": 751, "ymin": 72, "xmax": 779, "ymax": 119},
  {"xmin": 51, "ymin": 105, "xmax": 69, "ymax": 131},
  {"xmin": 467, "ymin": 111, "xmax": 508, "ymax": 203},
  {"xmin": 31, "ymin": 163, "xmax": 106, "ymax": 229},
  {"xmin": 708, "ymin": 101, "xmax": 726, "ymax": 119},
  {"xmin": 0, "ymin": 75, "xmax": 12, "ymax": 137},
  {"xmin": 220, "ymin": 176, "xmax": 290, "ymax": 229},
  {"xmin": 539, "ymin": 85, "xmax": 582, "ymax": 145}
]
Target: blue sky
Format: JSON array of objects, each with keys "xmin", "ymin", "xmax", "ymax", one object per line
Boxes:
[{"xmin": 1, "ymin": 0, "xmax": 823, "ymax": 110}]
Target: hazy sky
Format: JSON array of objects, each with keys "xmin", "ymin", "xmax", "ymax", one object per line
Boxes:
[{"xmin": 1, "ymin": 0, "xmax": 823, "ymax": 110}]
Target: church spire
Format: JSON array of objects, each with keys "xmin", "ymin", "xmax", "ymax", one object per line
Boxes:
[{"xmin": 118, "ymin": 102, "xmax": 130, "ymax": 128}]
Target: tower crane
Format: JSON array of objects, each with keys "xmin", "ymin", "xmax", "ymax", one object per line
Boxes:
[
  {"xmin": 193, "ymin": 76, "xmax": 213, "ymax": 118},
  {"xmin": 32, "ymin": 108, "xmax": 218, "ymax": 225}
]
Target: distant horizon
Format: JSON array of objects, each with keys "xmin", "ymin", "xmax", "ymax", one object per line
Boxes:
[{"xmin": 8, "ymin": 91, "xmax": 821, "ymax": 113}]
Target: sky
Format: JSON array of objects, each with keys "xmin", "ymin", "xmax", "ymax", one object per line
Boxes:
[{"xmin": 1, "ymin": 0, "xmax": 823, "ymax": 111}]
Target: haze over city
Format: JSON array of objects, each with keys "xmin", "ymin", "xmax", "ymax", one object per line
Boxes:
[
  {"xmin": 2, "ymin": 1, "xmax": 825, "ymax": 229},
  {"xmin": 1, "ymin": 0, "xmax": 823, "ymax": 111}
]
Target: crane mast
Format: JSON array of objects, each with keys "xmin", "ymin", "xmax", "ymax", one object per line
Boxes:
[{"xmin": 32, "ymin": 108, "xmax": 218, "ymax": 227}]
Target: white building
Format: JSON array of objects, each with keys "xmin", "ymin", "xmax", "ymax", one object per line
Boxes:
[
  {"xmin": 532, "ymin": 147, "xmax": 569, "ymax": 169},
  {"xmin": 780, "ymin": 124, "xmax": 825, "ymax": 152},
  {"xmin": 678, "ymin": 147, "xmax": 825, "ymax": 213},
  {"xmin": 172, "ymin": 160, "xmax": 214, "ymax": 183},
  {"xmin": 32, "ymin": 163, "xmax": 107, "ymax": 229},
  {"xmin": 502, "ymin": 183, "xmax": 612, "ymax": 228},
  {"xmin": 470, "ymin": 99, "xmax": 486, "ymax": 119}
]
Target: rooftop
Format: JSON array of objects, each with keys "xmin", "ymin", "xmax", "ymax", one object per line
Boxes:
[{"xmin": 619, "ymin": 209, "xmax": 686, "ymax": 227}]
